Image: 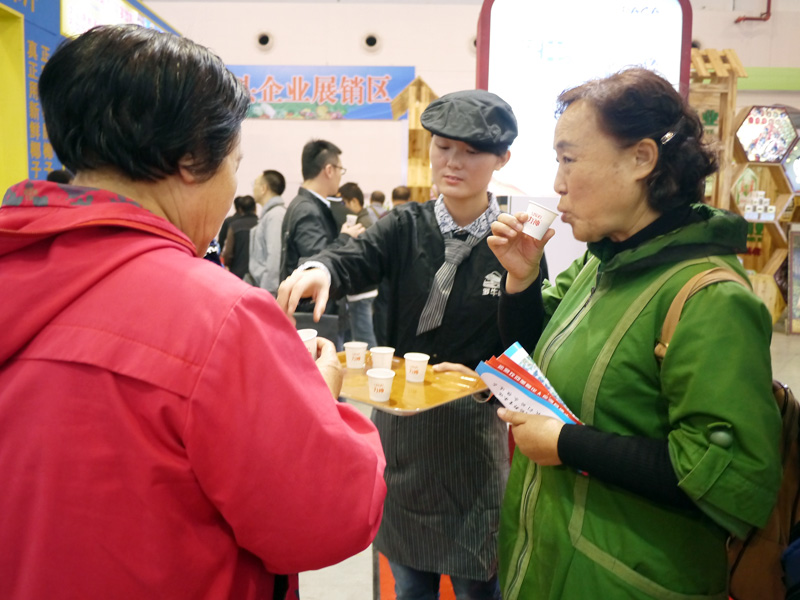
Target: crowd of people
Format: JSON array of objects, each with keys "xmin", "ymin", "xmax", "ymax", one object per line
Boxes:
[{"xmin": 0, "ymin": 23, "xmax": 785, "ymax": 600}]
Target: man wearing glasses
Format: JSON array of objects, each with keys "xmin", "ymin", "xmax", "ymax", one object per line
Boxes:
[{"xmin": 280, "ymin": 140, "xmax": 364, "ymax": 337}]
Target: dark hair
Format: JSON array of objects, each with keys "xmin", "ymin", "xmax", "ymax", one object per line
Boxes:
[
  {"xmin": 235, "ymin": 195, "xmax": 257, "ymax": 214},
  {"xmin": 46, "ymin": 169, "xmax": 73, "ymax": 183},
  {"xmin": 371, "ymin": 191, "xmax": 385, "ymax": 205},
  {"xmin": 338, "ymin": 182, "xmax": 364, "ymax": 207},
  {"xmin": 392, "ymin": 186, "xmax": 411, "ymax": 201},
  {"xmin": 262, "ymin": 169, "xmax": 286, "ymax": 196},
  {"xmin": 301, "ymin": 139, "xmax": 341, "ymax": 180},
  {"xmin": 556, "ymin": 68, "xmax": 718, "ymax": 210},
  {"xmin": 38, "ymin": 25, "xmax": 249, "ymax": 183}
]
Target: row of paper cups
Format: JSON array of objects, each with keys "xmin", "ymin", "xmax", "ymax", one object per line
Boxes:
[
  {"xmin": 342, "ymin": 341, "xmax": 430, "ymax": 402},
  {"xmin": 297, "ymin": 329, "xmax": 428, "ymax": 403}
]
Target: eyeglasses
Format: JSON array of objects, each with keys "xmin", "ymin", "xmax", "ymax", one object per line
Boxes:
[{"xmin": 332, "ymin": 165, "xmax": 347, "ymax": 176}]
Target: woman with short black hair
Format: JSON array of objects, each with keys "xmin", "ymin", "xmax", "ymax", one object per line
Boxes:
[{"xmin": 0, "ymin": 24, "xmax": 386, "ymax": 600}]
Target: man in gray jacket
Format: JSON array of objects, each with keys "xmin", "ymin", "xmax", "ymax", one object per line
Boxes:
[{"xmin": 249, "ymin": 169, "xmax": 286, "ymax": 294}]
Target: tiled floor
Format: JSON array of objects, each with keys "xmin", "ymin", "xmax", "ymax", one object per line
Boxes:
[{"xmin": 300, "ymin": 327, "xmax": 800, "ymax": 600}]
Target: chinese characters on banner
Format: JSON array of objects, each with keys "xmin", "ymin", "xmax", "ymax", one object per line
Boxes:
[
  {"xmin": 227, "ymin": 66, "xmax": 415, "ymax": 120},
  {"xmin": 26, "ymin": 35, "xmax": 61, "ymax": 179}
]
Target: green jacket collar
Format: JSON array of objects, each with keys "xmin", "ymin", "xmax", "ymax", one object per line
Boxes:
[{"xmin": 587, "ymin": 204, "xmax": 747, "ymax": 274}]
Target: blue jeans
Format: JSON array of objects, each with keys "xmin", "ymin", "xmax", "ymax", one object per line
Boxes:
[
  {"xmin": 389, "ymin": 561, "xmax": 501, "ymax": 600},
  {"xmin": 347, "ymin": 297, "xmax": 377, "ymax": 349}
]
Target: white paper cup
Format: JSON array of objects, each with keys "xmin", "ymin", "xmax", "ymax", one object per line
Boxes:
[
  {"xmin": 370, "ymin": 346, "xmax": 395, "ymax": 369},
  {"xmin": 404, "ymin": 352, "xmax": 430, "ymax": 383},
  {"xmin": 344, "ymin": 341, "xmax": 368, "ymax": 369},
  {"xmin": 367, "ymin": 368, "xmax": 395, "ymax": 402},
  {"xmin": 297, "ymin": 329, "xmax": 317, "ymax": 358},
  {"xmin": 522, "ymin": 201, "xmax": 559, "ymax": 240},
  {"xmin": 345, "ymin": 214, "xmax": 358, "ymax": 226}
]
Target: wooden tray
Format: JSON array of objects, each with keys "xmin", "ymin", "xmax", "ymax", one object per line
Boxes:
[{"xmin": 337, "ymin": 351, "xmax": 488, "ymax": 415}]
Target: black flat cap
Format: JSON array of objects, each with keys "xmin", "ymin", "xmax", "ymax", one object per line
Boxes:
[{"xmin": 421, "ymin": 89, "xmax": 517, "ymax": 154}]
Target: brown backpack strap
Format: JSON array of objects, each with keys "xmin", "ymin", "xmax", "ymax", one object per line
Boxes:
[{"xmin": 655, "ymin": 267, "xmax": 750, "ymax": 361}]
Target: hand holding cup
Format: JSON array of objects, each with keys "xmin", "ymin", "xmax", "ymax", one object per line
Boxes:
[{"xmin": 488, "ymin": 212, "xmax": 555, "ymax": 294}]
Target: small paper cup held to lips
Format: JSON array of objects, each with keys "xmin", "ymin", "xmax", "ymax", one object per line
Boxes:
[
  {"xmin": 370, "ymin": 346, "xmax": 395, "ymax": 369},
  {"xmin": 522, "ymin": 201, "xmax": 559, "ymax": 240},
  {"xmin": 404, "ymin": 352, "xmax": 430, "ymax": 383},
  {"xmin": 345, "ymin": 214, "xmax": 358, "ymax": 226},
  {"xmin": 297, "ymin": 329, "xmax": 317, "ymax": 358},
  {"xmin": 367, "ymin": 368, "xmax": 395, "ymax": 402},
  {"xmin": 344, "ymin": 341, "xmax": 368, "ymax": 369}
]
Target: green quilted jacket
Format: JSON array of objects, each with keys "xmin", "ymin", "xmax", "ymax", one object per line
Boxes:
[{"xmin": 499, "ymin": 205, "xmax": 782, "ymax": 600}]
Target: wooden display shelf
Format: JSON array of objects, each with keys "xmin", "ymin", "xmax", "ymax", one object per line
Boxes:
[
  {"xmin": 689, "ymin": 48, "xmax": 747, "ymax": 210},
  {"xmin": 729, "ymin": 114, "xmax": 795, "ymax": 323},
  {"xmin": 392, "ymin": 77, "xmax": 438, "ymax": 203}
]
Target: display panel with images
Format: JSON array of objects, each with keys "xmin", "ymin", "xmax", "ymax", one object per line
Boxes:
[
  {"xmin": 783, "ymin": 143, "xmax": 800, "ymax": 192},
  {"xmin": 736, "ymin": 106, "xmax": 799, "ymax": 164}
]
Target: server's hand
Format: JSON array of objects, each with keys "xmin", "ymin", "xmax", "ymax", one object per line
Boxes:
[
  {"xmin": 277, "ymin": 268, "xmax": 331, "ymax": 321},
  {"xmin": 431, "ymin": 362, "xmax": 479, "ymax": 380}
]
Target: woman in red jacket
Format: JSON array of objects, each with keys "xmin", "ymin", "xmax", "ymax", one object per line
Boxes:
[{"xmin": 0, "ymin": 24, "xmax": 386, "ymax": 600}]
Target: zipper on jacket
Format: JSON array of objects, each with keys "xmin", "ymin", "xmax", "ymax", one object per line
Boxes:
[
  {"xmin": 505, "ymin": 269, "xmax": 603, "ymax": 599},
  {"xmin": 540, "ymin": 270, "xmax": 603, "ymax": 372},
  {"xmin": 505, "ymin": 460, "xmax": 541, "ymax": 600}
]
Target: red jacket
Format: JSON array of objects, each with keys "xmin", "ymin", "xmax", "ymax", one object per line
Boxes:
[{"xmin": 0, "ymin": 180, "xmax": 386, "ymax": 600}]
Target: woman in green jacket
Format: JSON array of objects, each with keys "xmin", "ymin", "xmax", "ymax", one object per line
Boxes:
[{"xmin": 488, "ymin": 68, "xmax": 782, "ymax": 599}]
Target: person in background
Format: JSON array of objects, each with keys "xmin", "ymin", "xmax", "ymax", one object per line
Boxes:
[
  {"xmin": 221, "ymin": 194, "xmax": 258, "ymax": 279},
  {"xmin": 367, "ymin": 190, "xmax": 386, "ymax": 221},
  {"xmin": 46, "ymin": 169, "xmax": 73, "ymax": 184},
  {"xmin": 249, "ymin": 169, "xmax": 287, "ymax": 294},
  {"xmin": 278, "ymin": 89, "xmax": 519, "ymax": 600},
  {"xmin": 218, "ymin": 195, "xmax": 243, "ymax": 253},
  {"xmin": 340, "ymin": 181, "xmax": 375, "ymax": 230},
  {"xmin": 488, "ymin": 67, "xmax": 781, "ymax": 599},
  {"xmin": 203, "ymin": 238, "xmax": 223, "ymax": 266},
  {"xmin": 280, "ymin": 140, "xmax": 364, "ymax": 342},
  {"xmin": 0, "ymin": 24, "xmax": 386, "ymax": 600},
  {"xmin": 339, "ymin": 181, "xmax": 378, "ymax": 348},
  {"xmin": 368, "ymin": 189, "xmax": 389, "ymax": 340},
  {"xmin": 280, "ymin": 140, "xmax": 363, "ymax": 283},
  {"xmin": 390, "ymin": 185, "xmax": 411, "ymax": 210}
]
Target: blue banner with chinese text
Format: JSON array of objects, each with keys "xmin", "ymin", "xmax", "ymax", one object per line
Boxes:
[{"xmin": 228, "ymin": 65, "xmax": 415, "ymax": 120}]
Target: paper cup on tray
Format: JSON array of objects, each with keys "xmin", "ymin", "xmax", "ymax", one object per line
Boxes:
[
  {"xmin": 367, "ymin": 368, "xmax": 395, "ymax": 402},
  {"xmin": 404, "ymin": 352, "xmax": 429, "ymax": 383},
  {"xmin": 370, "ymin": 346, "xmax": 395, "ymax": 369},
  {"xmin": 523, "ymin": 201, "xmax": 558, "ymax": 240},
  {"xmin": 344, "ymin": 341, "xmax": 368, "ymax": 369}
]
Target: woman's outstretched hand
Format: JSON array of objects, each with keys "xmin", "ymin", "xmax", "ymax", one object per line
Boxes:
[{"xmin": 488, "ymin": 213, "xmax": 554, "ymax": 294}]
